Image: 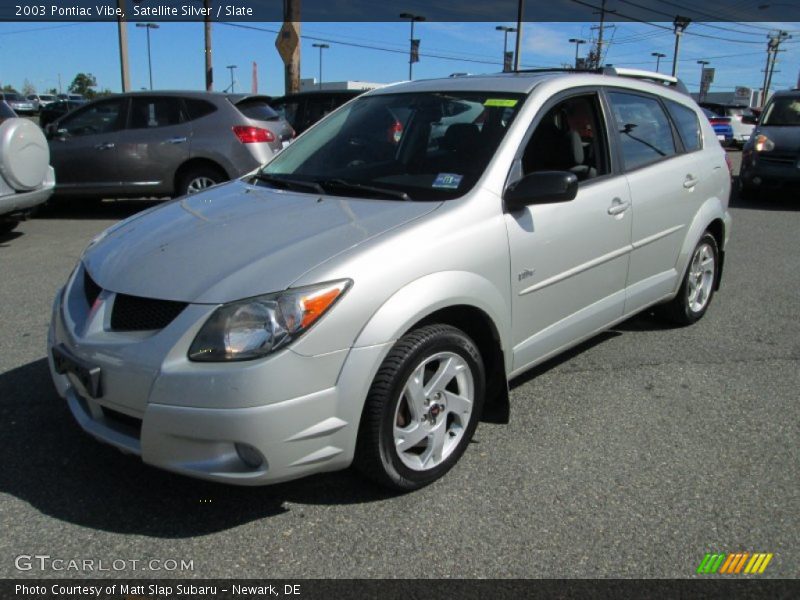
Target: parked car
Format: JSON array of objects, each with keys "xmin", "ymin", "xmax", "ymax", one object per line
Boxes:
[
  {"xmin": 739, "ymin": 89, "xmax": 800, "ymax": 198},
  {"xmin": 39, "ymin": 99, "xmax": 86, "ymax": 129},
  {"xmin": 702, "ymin": 107, "xmax": 734, "ymax": 146},
  {"xmin": 0, "ymin": 91, "xmax": 37, "ymax": 115},
  {"xmin": 269, "ymin": 90, "xmax": 365, "ymax": 135},
  {"xmin": 57, "ymin": 93, "xmax": 86, "ymax": 102},
  {"xmin": 699, "ymin": 102, "xmax": 757, "ymax": 146},
  {"xmin": 27, "ymin": 93, "xmax": 57, "ymax": 112},
  {"xmin": 0, "ymin": 104, "xmax": 56, "ymax": 233},
  {"xmin": 45, "ymin": 91, "xmax": 294, "ymax": 199},
  {"xmin": 49, "ymin": 68, "xmax": 731, "ymax": 491}
]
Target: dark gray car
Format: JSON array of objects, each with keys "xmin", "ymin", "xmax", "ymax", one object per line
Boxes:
[{"xmin": 46, "ymin": 91, "xmax": 294, "ymax": 198}]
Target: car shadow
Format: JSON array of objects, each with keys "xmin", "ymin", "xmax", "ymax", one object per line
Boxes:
[
  {"xmin": 0, "ymin": 230, "xmax": 24, "ymax": 246},
  {"xmin": 36, "ymin": 198, "xmax": 164, "ymax": 221},
  {"xmin": 729, "ymin": 177, "xmax": 799, "ymax": 211},
  {"xmin": 0, "ymin": 358, "xmax": 397, "ymax": 538}
]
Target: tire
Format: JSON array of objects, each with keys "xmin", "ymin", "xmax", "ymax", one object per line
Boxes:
[
  {"xmin": 177, "ymin": 165, "xmax": 226, "ymax": 196},
  {"xmin": 0, "ymin": 220, "xmax": 19, "ymax": 234},
  {"xmin": 659, "ymin": 233, "xmax": 719, "ymax": 326},
  {"xmin": 354, "ymin": 324, "xmax": 485, "ymax": 491}
]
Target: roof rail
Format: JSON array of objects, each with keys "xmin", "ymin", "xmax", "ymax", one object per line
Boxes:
[{"xmin": 601, "ymin": 67, "xmax": 690, "ymax": 95}]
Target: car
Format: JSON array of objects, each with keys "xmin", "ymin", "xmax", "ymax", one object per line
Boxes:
[
  {"xmin": 45, "ymin": 91, "xmax": 294, "ymax": 199},
  {"xmin": 38, "ymin": 99, "xmax": 86, "ymax": 129},
  {"xmin": 269, "ymin": 90, "xmax": 365, "ymax": 135},
  {"xmin": 0, "ymin": 91, "xmax": 37, "ymax": 115},
  {"xmin": 0, "ymin": 103, "xmax": 56, "ymax": 233},
  {"xmin": 27, "ymin": 93, "xmax": 57, "ymax": 112},
  {"xmin": 739, "ymin": 89, "xmax": 800, "ymax": 198},
  {"xmin": 699, "ymin": 102, "xmax": 757, "ymax": 147},
  {"xmin": 702, "ymin": 107, "xmax": 734, "ymax": 146},
  {"xmin": 57, "ymin": 93, "xmax": 86, "ymax": 102},
  {"xmin": 48, "ymin": 68, "xmax": 731, "ymax": 491}
]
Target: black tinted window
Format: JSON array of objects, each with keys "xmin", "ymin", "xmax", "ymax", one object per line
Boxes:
[
  {"xmin": 183, "ymin": 98, "xmax": 216, "ymax": 120},
  {"xmin": 59, "ymin": 100, "xmax": 124, "ymax": 136},
  {"xmin": 608, "ymin": 92, "xmax": 676, "ymax": 170},
  {"xmin": 666, "ymin": 100, "xmax": 702, "ymax": 152},
  {"xmin": 129, "ymin": 97, "xmax": 182, "ymax": 129},
  {"xmin": 235, "ymin": 99, "xmax": 279, "ymax": 121}
]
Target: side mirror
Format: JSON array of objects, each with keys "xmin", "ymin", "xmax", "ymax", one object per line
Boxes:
[{"xmin": 504, "ymin": 171, "xmax": 579, "ymax": 211}]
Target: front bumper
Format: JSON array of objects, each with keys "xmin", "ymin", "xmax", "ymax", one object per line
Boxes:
[
  {"xmin": 741, "ymin": 154, "xmax": 800, "ymax": 189},
  {"xmin": 47, "ymin": 268, "xmax": 389, "ymax": 485}
]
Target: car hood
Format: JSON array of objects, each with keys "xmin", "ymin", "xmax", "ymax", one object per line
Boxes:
[
  {"xmin": 83, "ymin": 180, "xmax": 441, "ymax": 304},
  {"xmin": 755, "ymin": 126, "xmax": 800, "ymax": 153}
]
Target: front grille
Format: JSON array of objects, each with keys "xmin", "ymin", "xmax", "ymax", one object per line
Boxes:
[
  {"xmin": 83, "ymin": 270, "xmax": 102, "ymax": 307},
  {"xmin": 759, "ymin": 154, "xmax": 797, "ymax": 166},
  {"xmin": 110, "ymin": 293, "xmax": 188, "ymax": 331}
]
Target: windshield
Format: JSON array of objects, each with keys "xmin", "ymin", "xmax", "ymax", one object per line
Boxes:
[
  {"xmin": 761, "ymin": 97, "xmax": 800, "ymax": 126},
  {"xmin": 260, "ymin": 91, "xmax": 525, "ymax": 200}
]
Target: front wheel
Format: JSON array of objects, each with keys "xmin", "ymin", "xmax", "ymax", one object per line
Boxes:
[
  {"xmin": 354, "ymin": 324, "xmax": 485, "ymax": 491},
  {"xmin": 659, "ymin": 233, "xmax": 719, "ymax": 325}
]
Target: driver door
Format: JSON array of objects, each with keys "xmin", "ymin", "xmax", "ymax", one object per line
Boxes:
[{"xmin": 48, "ymin": 98, "xmax": 127, "ymax": 196}]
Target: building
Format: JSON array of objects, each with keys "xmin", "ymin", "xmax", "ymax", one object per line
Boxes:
[{"xmin": 299, "ymin": 79, "xmax": 385, "ymax": 92}]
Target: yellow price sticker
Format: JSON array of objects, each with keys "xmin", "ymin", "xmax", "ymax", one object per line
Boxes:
[{"xmin": 484, "ymin": 98, "xmax": 518, "ymax": 107}]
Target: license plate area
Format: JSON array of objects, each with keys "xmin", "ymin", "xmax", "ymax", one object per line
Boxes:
[{"xmin": 52, "ymin": 343, "xmax": 103, "ymax": 399}]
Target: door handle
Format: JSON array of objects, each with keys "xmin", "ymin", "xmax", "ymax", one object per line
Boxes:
[
  {"xmin": 607, "ymin": 198, "xmax": 631, "ymax": 216},
  {"xmin": 94, "ymin": 142, "xmax": 115, "ymax": 150},
  {"xmin": 165, "ymin": 137, "xmax": 187, "ymax": 144},
  {"xmin": 683, "ymin": 175, "xmax": 699, "ymax": 189}
]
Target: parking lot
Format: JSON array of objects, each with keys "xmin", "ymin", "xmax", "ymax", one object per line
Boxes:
[{"xmin": 0, "ymin": 151, "xmax": 797, "ymax": 579}]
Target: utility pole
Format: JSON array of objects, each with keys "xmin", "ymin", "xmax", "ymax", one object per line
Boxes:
[
  {"xmin": 204, "ymin": 0, "xmax": 213, "ymax": 91},
  {"xmin": 671, "ymin": 16, "xmax": 691, "ymax": 78},
  {"xmin": 588, "ymin": 0, "xmax": 615, "ymax": 69},
  {"xmin": 276, "ymin": 0, "xmax": 301, "ymax": 95},
  {"xmin": 762, "ymin": 30, "xmax": 790, "ymax": 106},
  {"xmin": 116, "ymin": 0, "xmax": 130, "ymax": 93},
  {"xmin": 514, "ymin": 0, "xmax": 524, "ymax": 71}
]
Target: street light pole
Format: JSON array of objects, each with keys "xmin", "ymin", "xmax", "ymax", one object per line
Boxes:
[
  {"xmin": 399, "ymin": 13, "xmax": 425, "ymax": 80},
  {"xmin": 513, "ymin": 0, "xmax": 524, "ymax": 71},
  {"xmin": 496, "ymin": 26, "xmax": 517, "ymax": 72},
  {"xmin": 226, "ymin": 65, "xmax": 237, "ymax": 93},
  {"xmin": 312, "ymin": 43, "xmax": 329, "ymax": 90},
  {"xmin": 651, "ymin": 52, "xmax": 666, "ymax": 73},
  {"xmin": 569, "ymin": 38, "xmax": 587, "ymax": 69},
  {"xmin": 136, "ymin": 22, "xmax": 159, "ymax": 90},
  {"xmin": 671, "ymin": 16, "xmax": 691, "ymax": 78},
  {"xmin": 697, "ymin": 60, "xmax": 710, "ymax": 102}
]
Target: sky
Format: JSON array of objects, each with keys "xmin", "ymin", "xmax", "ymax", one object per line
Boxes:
[{"xmin": 0, "ymin": 19, "xmax": 798, "ymax": 99}]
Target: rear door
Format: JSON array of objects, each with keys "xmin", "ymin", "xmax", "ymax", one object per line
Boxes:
[
  {"xmin": 115, "ymin": 96, "xmax": 191, "ymax": 195},
  {"xmin": 606, "ymin": 90, "xmax": 714, "ymax": 313},
  {"xmin": 48, "ymin": 97, "xmax": 126, "ymax": 195}
]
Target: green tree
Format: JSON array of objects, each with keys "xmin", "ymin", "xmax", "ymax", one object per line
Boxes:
[
  {"xmin": 68, "ymin": 73, "xmax": 97, "ymax": 98},
  {"xmin": 1, "ymin": 84, "xmax": 16, "ymax": 92}
]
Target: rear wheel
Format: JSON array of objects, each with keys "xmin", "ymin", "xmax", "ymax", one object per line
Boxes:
[
  {"xmin": 354, "ymin": 324, "xmax": 485, "ymax": 491},
  {"xmin": 177, "ymin": 165, "xmax": 226, "ymax": 196},
  {"xmin": 659, "ymin": 233, "xmax": 718, "ymax": 325}
]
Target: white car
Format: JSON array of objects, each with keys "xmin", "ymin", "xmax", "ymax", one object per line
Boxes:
[
  {"xmin": 49, "ymin": 68, "xmax": 731, "ymax": 491},
  {"xmin": 700, "ymin": 103, "xmax": 757, "ymax": 147},
  {"xmin": 0, "ymin": 103, "xmax": 56, "ymax": 233}
]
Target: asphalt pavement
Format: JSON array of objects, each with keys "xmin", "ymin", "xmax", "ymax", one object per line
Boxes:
[{"xmin": 0, "ymin": 151, "xmax": 797, "ymax": 579}]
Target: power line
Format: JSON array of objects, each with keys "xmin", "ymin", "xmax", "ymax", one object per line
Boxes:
[
  {"xmin": 652, "ymin": 0, "xmax": 800, "ymax": 33},
  {"xmin": 0, "ymin": 23, "xmax": 82, "ymax": 36}
]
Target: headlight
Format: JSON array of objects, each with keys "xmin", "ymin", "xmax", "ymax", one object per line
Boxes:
[
  {"xmin": 188, "ymin": 280, "xmax": 351, "ymax": 362},
  {"xmin": 754, "ymin": 134, "xmax": 775, "ymax": 152}
]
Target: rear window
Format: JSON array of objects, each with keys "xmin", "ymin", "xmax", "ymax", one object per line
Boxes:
[
  {"xmin": 665, "ymin": 100, "xmax": 702, "ymax": 152},
  {"xmin": 235, "ymin": 99, "xmax": 279, "ymax": 121},
  {"xmin": 183, "ymin": 98, "xmax": 217, "ymax": 121},
  {"xmin": 608, "ymin": 91, "xmax": 677, "ymax": 171}
]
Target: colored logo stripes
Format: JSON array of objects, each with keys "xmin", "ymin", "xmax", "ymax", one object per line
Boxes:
[{"xmin": 697, "ymin": 552, "xmax": 773, "ymax": 574}]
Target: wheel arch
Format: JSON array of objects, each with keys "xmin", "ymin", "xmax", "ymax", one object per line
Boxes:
[
  {"xmin": 675, "ymin": 197, "xmax": 729, "ymax": 294},
  {"xmin": 173, "ymin": 157, "xmax": 230, "ymax": 194}
]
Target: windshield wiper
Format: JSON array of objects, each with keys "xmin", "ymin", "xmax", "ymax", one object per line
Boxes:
[
  {"xmin": 318, "ymin": 179, "xmax": 412, "ymax": 201},
  {"xmin": 253, "ymin": 173, "xmax": 325, "ymax": 194}
]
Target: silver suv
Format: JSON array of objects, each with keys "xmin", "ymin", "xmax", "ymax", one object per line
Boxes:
[{"xmin": 48, "ymin": 69, "xmax": 731, "ymax": 491}]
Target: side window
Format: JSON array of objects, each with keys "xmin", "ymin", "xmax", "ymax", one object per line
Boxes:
[
  {"xmin": 608, "ymin": 92, "xmax": 676, "ymax": 171},
  {"xmin": 666, "ymin": 100, "xmax": 702, "ymax": 152},
  {"xmin": 521, "ymin": 94, "xmax": 609, "ymax": 181},
  {"xmin": 58, "ymin": 100, "xmax": 124, "ymax": 137},
  {"xmin": 183, "ymin": 98, "xmax": 217, "ymax": 121},
  {"xmin": 129, "ymin": 97, "xmax": 182, "ymax": 129}
]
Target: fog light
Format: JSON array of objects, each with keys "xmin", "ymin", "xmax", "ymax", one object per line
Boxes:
[{"xmin": 235, "ymin": 443, "xmax": 264, "ymax": 469}]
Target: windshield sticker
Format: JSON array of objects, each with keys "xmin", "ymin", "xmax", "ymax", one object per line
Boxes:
[
  {"xmin": 484, "ymin": 98, "xmax": 518, "ymax": 107},
  {"xmin": 432, "ymin": 173, "xmax": 463, "ymax": 189}
]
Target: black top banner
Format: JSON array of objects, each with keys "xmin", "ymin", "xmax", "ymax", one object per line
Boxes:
[{"xmin": 1, "ymin": 0, "xmax": 799, "ymax": 22}]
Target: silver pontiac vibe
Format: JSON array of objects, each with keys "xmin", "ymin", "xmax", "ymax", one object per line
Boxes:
[{"xmin": 49, "ymin": 69, "xmax": 732, "ymax": 491}]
